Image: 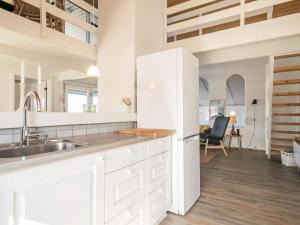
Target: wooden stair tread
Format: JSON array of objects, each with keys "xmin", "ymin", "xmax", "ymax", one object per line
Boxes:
[
  {"xmin": 274, "ymin": 65, "xmax": 300, "ymax": 73},
  {"xmin": 271, "ymin": 144, "xmax": 293, "ymax": 149},
  {"xmin": 271, "ymin": 138, "xmax": 295, "ymax": 142},
  {"xmin": 272, "ymin": 130, "xmax": 300, "ymax": 134},
  {"xmin": 272, "ymin": 113, "xmax": 300, "ymax": 117},
  {"xmin": 273, "ymin": 79, "xmax": 300, "ymax": 85},
  {"xmin": 273, "ymin": 91, "xmax": 300, "ymax": 96},
  {"xmin": 274, "ymin": 53, "xmax": 300, "ymax": 60},
  {"xmin": 272, "ymin": 103, "xmax": 300, "ymax": 107},
  {"xmin": 272, "ymin": 122, "xmax": 300, "ymax": 126}
]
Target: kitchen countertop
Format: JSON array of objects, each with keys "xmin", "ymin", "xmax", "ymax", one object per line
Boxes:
[{"xmin": 0, "ymin": 132, "xmax": 164, "ymax": 175}]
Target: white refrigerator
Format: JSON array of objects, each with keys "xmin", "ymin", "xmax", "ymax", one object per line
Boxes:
[{"xmin": 137, "ymin": 48, "xmax": 200, "ymax": 215}]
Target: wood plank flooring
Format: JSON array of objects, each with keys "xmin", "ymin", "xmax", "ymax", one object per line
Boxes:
[{"xmin": 160, "ymin": 149, "xmax": 300, "ymax": 225}]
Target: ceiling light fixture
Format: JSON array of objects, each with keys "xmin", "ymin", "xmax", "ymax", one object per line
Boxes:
[{"xmin": 87, "ymin": 64, "xmax": 100, "ymax": 77}]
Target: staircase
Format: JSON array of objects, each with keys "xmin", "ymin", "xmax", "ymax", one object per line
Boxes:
[{"xmin": 270, "ymin": 53, "xmax": 300, "ymax": 158}]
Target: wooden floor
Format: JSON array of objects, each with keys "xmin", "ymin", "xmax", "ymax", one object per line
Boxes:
[{"xmin": 160, "ymin": 149, "xmax": 300, "ymax": 225}]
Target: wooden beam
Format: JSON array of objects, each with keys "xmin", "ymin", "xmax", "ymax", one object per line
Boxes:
[
  {"xmin": 273, "ymin": 79, "xmax": 300, "ymax": 85},
  {"xmin": 274, "ymin": 65, "xmax": 300, "ymax": 73},
  {"xmin": 272, "ymin": 130, "xmax": 300, "ymax": 134},
  {"xmin": 273, "ymin": 91, "xmax": 300, "ymax": 96},
  {"xmin": 272, "ymin": 103, "xmax": 300, "ymax": 107},
  {"xmin": 274, "ymin": 53, "xmax": 300, "ymax": 59},
  {"xmin": 272, "ymin": 113, "xmax": 300, "ymax": 117},
  {"xmin": 272, "ymin": 122, "xmax": 300, "ymax": 125}
]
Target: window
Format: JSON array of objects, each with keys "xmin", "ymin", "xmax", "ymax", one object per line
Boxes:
[
  {"xmin": 64, "ymin": 0, "xmax": 98, "ymax": 45},
  {"xmin": 199, "ymin": 77, "xmax": 209, "ymax": 125},
  {"xmin": 65, "ymin": 84, "xmax": 98, "ymax": 112},
  {"xmin": 226, "ymin": 74, "xmax": 245, "ymax": 128}
]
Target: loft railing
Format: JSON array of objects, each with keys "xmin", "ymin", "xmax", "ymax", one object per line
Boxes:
[
  {"xmin": 2, "ymin": 0, "xmax": 98, "ymax": 46},
  {"xmin": 166, "ymin": 0, "xmax": 300, "ymax": 43}
]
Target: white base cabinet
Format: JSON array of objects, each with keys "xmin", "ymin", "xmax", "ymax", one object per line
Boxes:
[
  {"xmin": 0, "ymin": 136, "xmax": 172, "ymax": 225},
  {"xmin": 0, "ymin": 153, "xmax": 105, "ymax": 225}
]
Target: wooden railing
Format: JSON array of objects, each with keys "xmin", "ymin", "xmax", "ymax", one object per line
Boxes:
[
  {"xmin": 8, "ymin": 0, "xmax": 98, "ymax": 45},
  {"xmin": 166, "ymin": 0, "xmax": 300, "ymax": 43}
]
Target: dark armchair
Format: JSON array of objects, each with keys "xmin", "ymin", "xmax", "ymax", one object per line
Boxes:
[{"xmin": 201, "ymin": 116, "xmax": 230, "ymax": 157}]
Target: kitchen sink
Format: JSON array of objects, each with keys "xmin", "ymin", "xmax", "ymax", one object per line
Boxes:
[{"xmin": 0, "ymin": 140, "xmax": 86, "ymax": 158}]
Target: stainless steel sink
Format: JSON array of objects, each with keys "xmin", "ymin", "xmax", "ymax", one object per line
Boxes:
[{"xmin": 0, "ymin": 140, "xmax": 86, "ymax": 158}]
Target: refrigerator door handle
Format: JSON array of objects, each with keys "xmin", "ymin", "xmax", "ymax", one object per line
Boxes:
[{"xmin": 179, "ymin": 134, "xmax": 200, "ymax": 142}]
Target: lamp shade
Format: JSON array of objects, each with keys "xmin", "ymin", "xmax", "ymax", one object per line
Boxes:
[
  {"xmin": 229, "ymin": 115, "xmax": 237, "ymax": 124},
  {"xmin": 87, "ymin": 65, "xmax": 100, "ymax": 77}
]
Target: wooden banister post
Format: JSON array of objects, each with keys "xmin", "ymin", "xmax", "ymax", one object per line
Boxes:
[
  {"xmin": 240, "ymin": 0, "xmax": 245, "ymax": 27},
  {"xmin": 40, "ymin": 0, "xmax": 47, "ymax": 37}
]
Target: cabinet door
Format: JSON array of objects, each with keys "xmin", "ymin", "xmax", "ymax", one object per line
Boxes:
[
  {"xmin": 147, "ymin": 183, "xmax": 169, "ymax": 225},
  {"xmin": 105, "ymin": 161, "xmax": 147, "ymax": 221},
  {"xmin": 147, "ymin": 151, "xmax": 171, "ymax": 193},
  {"xmin": 13, "ymin": 154, "xmax": 105, "ymax": 225},
  {"xmin": 0, "ymin": 173, "xmax": 14, "ymax": 225},
  {"xmin": 106, "ymin": 198, "xmax": 147, "ymax": 225}
]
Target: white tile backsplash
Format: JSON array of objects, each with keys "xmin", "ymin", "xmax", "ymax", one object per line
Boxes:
[{"xmin": 0, "ymin": 122, "xmax": 136, "ymax": 145}]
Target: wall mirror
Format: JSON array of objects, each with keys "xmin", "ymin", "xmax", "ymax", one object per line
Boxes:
[{"xmin": 0, "ymin": 52, "xmax": 99, "ymax": 113}]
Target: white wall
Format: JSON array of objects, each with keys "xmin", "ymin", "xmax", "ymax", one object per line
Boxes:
[
  {"xmin": 98, "ymin": 0, "xmax": 165, "ymax": 113},
  {"xmin": 199, "ymin": 57, "xmax": 269, "ymax": 150}
]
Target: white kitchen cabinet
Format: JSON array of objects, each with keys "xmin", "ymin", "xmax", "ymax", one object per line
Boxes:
[
  {"xmin": 0, "ymin": 137, "xmax": 172, "ymax": 225},
  {"xmin": 105, "ymin": 161, "xmax": 147, "ymax": 221},
  {"xmin": 147, "ymin": 151, "xmax": 171, "ymax": 193},
  {"xmin": 147, "ymin": 182, "xmax": 170, "ymax": 225},
  {"xmin": 147, "ymin": 137, "xmax": 171, "ymax": 158},
  {"xmin": 106, "ymin": 197, "xmax": 147, "ymax": 225},
  {"xmin": 4, "ymin": 153, "xmax": 105, "ymax": 225},
  {"xmin": 105, "ymin": 143, "xmax": 147, "ymax": 173}
]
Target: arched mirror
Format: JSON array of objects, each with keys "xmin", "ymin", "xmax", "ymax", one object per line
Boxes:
[
  {"xmin": 226, "ymin": 74, "xmax": 245, "ymax": 128},
  {"xmin": 199, "ymin": 77, "xmax": 209, "ymax": 125}
]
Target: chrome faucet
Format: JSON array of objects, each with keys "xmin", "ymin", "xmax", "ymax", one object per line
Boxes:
[{"xmin": 20, "ymin": 91, "xmax": 48, "ymax": 146}]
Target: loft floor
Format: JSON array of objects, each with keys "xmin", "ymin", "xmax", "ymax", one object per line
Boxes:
[{"xmin": 160, "ymin": 149, "xmax": 300, "ymax": 225}]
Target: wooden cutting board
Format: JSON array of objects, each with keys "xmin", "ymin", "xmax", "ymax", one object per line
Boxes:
[{"xmin": 115, "ymin": 128, "xmax": 176, "ymax": 138}]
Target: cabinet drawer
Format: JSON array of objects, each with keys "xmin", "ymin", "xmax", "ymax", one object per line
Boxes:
[
  {"xmin": 147, "ymin": 183, "xmax": 170, "ymax": 225},
  {"xmin": 147, "ymin": 152, "xmax": 171, "ymax": 193},
  {"xmin": 147, "ymin": 137, "xmax": 171, "ymax": 158},
  {"xmin": 105, "ymin": 161, "xmax": 147, "ymax": 221},
  {"xmin": 106, "ymin": 197, "xmax": 147, "ymax": 225},
  {"xmin": 106, "ymin": 143, "xmax": 147, "ymax": 173}
]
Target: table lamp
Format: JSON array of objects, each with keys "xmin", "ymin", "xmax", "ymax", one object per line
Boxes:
[{"xmin": 229, "ymin": 111, "xmax": 237, "ymax": 135}]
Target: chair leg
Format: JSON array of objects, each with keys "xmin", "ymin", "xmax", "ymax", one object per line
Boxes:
[
  {"xmin": 220, "ymin": 140, "xmax": 228, "ymax": 157},
  {"xmin": 204, "ymin": 139, "xmax": 208, "ymax": 157}
]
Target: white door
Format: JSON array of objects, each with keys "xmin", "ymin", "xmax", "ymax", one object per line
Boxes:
[
  {"xmin": 178, "ymin": 135, "xmax": 200, "ymax": 215},
  {"xmin": 177, "ymin": 48, "xmax": 200, "ymax": 139},
  {"xmin": 12, "ymin": 154, "xmax": 105, "ymax": 225}
]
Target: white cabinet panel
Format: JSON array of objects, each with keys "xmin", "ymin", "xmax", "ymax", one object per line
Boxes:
[
  {"xmin": 147, "ymin": 182, "xmax": 169, "ymax": 225},
  {"xmin": 105, "ymin": 161, "xmax": 147, "ymax": 221},
  {"xmin": 147, "ymin": 151, "xmax": 171, "ymax": 193},
  {"xmin": 147, "ymin": 137, "xmax": 171, "ymax": 158},
  {"xmin": 106, "ymin": 143, "xmax": 147, "ymax": 173},
  {"xmin": 0, "ymin": 173, "xmax": 14, "ymax": 225},
  {"xmin": 13, "ymin": 154, "xmax": 105, "ymax": 225},
  {"xmin": 106, "ymin": 198, "xmax": 147, "ymax": 225}
]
